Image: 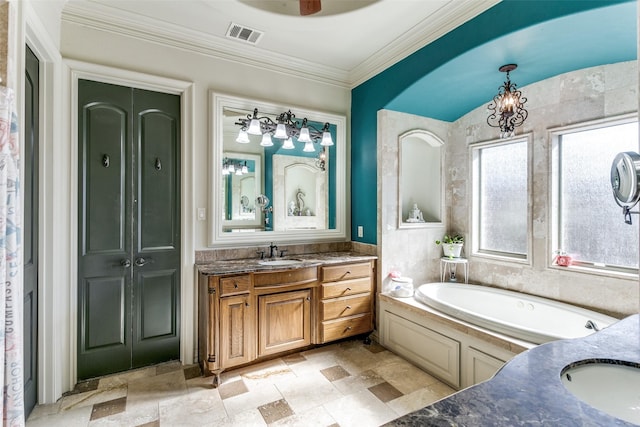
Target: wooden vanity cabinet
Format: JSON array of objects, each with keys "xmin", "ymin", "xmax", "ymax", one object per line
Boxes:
[
  {"xmin": 198, "ymin": 273, "xmax": 255, "ymax": 383},
  {"xmin": 254, "ymin": 267, "xmax": 317, "ymax": 357},
  {"xmin": 198, "ymin": 260, "xmax": 375, "ymax": 386},
  {"xmin": 258, "ymin": 289, "xmax": 311, "ymax": 356},
  {"xmin": 219, "ymin": 293, "xmax": 254, "ymax": 368},
  {"xmin": 318, "ymin": 261, "xmax": 374, "ymax": 343}
]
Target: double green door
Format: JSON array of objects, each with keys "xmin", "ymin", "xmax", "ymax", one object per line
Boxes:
[{"xmin": 77, "ymin": 79, "xmax": 181, "ymax": 380}]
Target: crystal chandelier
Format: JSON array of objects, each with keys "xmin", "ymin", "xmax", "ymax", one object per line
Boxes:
[
  {"xmin": 487, "ymin": 64, "xmax": 528, "ymax": 138},
  {"xmin": 235, "ymin": 108, "xmax": 334, "ymax": 152}
]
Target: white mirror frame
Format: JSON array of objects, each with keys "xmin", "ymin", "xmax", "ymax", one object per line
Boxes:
[{"xmin": 209, "ymin": 92, "xmax": 348, "ymax": 248}]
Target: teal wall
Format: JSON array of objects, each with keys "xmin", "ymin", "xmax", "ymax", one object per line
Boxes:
[{"xmin": 350, "ymin": 0, "xmax": 636, "ymax": 244}]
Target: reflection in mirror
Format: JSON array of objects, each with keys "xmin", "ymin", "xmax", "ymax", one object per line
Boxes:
[
  {"xmin": 210, "ymin": 92, "xmax": 347, "ymax": 247},
  {"xmin": 222, "ymin": 152, "xmax": 262, "ymax": 230}
]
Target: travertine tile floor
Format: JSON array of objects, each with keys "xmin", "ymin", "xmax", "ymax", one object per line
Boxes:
[{"xmin": 26, "ymin": 339, "xmax": 455, "ymax": 426}]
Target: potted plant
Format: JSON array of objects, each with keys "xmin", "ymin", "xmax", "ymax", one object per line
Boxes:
[{"xmin": 435, "ymin": 234, "xmax": 464, "ymax": 258}]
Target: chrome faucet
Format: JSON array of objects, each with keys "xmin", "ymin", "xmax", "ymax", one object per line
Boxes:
[
  {"xmin": 268, "ymin": 242, "xmax": 278, "ymax": 258},
  {"xmin": 585, "ymin": 320, "xmax": 600, "ymax": 332}
]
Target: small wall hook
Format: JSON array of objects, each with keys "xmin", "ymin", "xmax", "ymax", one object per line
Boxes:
[
  {"xmin": 102, "ymin": 154, "xmax": 110, "ymax": 168},
  {"xmin": 155, "ymin": 157, "xmax": 162, "ymax": 171}
]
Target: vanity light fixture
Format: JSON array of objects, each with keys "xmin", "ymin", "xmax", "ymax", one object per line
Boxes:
[
  {"xmin": 235, "ymin": 108, "xmax": 334, "ymax": 152},
  {"xmin": 222, "ymin": 159, "xmax": 248, "ymax": 176},
  {"xmin": 487, "ymin": 64, "xmax": 528, "ymax": 138}
]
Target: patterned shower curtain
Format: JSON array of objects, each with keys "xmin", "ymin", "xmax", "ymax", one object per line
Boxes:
[{"xmin": 0, "ymin": 86, "xmax": 24, "ymax": 426}]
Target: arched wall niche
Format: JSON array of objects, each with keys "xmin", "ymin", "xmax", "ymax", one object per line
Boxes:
[{"xmin": 398, "ymin": 129, "xmax": 444, "ymax": 229}]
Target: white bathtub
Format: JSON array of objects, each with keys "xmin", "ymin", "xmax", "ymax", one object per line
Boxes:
[{"xmin": 414, "ymin": 283, "xmax": 619, "ymax": 344}]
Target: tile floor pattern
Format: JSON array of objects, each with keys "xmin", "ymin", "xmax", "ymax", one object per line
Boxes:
[{"xmin": 26, "ymin": 340, "xmax": 456, "ymax": 427}]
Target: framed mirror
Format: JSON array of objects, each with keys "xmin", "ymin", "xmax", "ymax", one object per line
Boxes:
[{"xmin": 210, "ymin": 92, "xmax": 348, "ymax": 247}]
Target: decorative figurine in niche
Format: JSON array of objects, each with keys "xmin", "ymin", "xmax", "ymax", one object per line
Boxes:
[
  {"xmin": 296, "ymin": 188, "xmax": 305, "ymax": 215},
  {"xmin": 406, "ymin": 203, "xmax": 425, "ymax": 223}
]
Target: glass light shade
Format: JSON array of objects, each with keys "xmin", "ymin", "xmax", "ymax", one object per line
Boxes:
[
  {"xmin": 321, "ymin": 131, "xmax": 334, "ymax": 146},
  {"xmin": 235, "ymin": 168, "xmax": 243, "ymax": 175},
  {"xmin": 236, "ymin": 130, "xmax": 250, "ymax": 143},
  {"xmin": 282, "ymin": 137, "xmax": 295, "ymax": 149},
  {"xmin": 303, "ymin": 141, "xmax": 315, "ymax": 152},
  {"xmin": 222, "ymin": 165, "xmax": 229, "ymax": 175},
  {"xmin": 274, "ymin": 123, "xmax": 288, "ymax": 139},
  {"xmin": 228, "ymin": 163, "xmax": 235, "ymax": 173},
  {"xmin": 318, "ymin": 148, "xmax": 327, "ymax": 161},
  {"xmin": 247, "ymin": 119, "xmax": 261, "ymax": 135},
  {"xmin": 298, "ymin": 127, "xmax": 312, "ymax": 143},
  {"xmin": 499, "ymin": 90, "xmax": 516, "ymax": 114},
  {"xmin": 241, "ymin": 162, "xmax": 248, "ymax": 174},
  {"xmin": 260, "ymin": 133, "xmax": 273, "ymax": 147}
]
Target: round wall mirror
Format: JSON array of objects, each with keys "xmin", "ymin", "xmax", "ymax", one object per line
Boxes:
[{"xmin": 611, "ymin": 151, "xmax": 640, "ymax": 206}]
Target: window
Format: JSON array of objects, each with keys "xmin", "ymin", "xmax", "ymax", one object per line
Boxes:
[
  {"xmin": 551, "ymin": 118, "xmax": 639, "ymax": 272},
  {"xmin": 471, "ymin": 137, "xmax": 529, "ymax": 260}
]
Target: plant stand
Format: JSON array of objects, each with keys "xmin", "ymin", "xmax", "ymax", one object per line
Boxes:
[{"xmin": 440, "ymin": 257, "xmax": 468, "ymax": 283}]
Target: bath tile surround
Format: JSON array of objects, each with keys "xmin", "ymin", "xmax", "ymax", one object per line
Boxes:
[
  {"xmin": 378, "ymin": 61, "xmax": 639, "ymax": 319},
  {"xmin": 26, "ymin": 339, "xmax": 455, "ymax": 426}
]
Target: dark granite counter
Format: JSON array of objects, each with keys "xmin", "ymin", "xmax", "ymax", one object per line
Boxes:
[
  {"xmin": 196, "ymin": 251, "xmax": 377, "ymax": 275},
  {"xmin": 387, "ymin": 314, "xmax": 640, "ymax": 426}
]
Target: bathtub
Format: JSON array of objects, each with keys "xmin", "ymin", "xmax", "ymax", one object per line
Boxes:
[{"xmin": 414, "ymin": 283, "xmax": 619, "ymax": 344}]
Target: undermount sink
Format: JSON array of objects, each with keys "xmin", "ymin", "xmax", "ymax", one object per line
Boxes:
[
  {"xmin": 258, "ymin": 259, "xmax": 303, "ymax": 266},
  {"xmin": 561, "ymin": 360, "xmax": 640, "ymax": 424}
]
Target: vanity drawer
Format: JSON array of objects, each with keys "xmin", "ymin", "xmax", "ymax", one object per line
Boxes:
[
  {"xmin": 321, "ymin": 262, "xmax": 371, "ymax": 282},
  {"xmin": 321, "ymin": 294, "xmax": 371, "ymax": 320},
  {"xmin": 321, "ymin": 313, "xmax": 372, "ymax": 343},
  {"xmin": 220, "ymin": 275, "xmax": 251, "ymax": 296},
  {"xmin": 254, "ymin": 267, "xmax": 317, "ymax": 288},
  {"xmin": 321, "ymin": 277, "xmax": 371, "ymax": 299}
]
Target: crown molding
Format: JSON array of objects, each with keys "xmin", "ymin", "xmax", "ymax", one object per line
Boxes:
[
  {"xmin": 348, "ymin": 0, "xmax": 500, "ymax": 87},
  {"xmin": 61, "ymin": 2, "xmax": 351, "ymax": 88},
  {"xmin": 62, "ymin": 0, "xmax": 499, "ymax": 89}
]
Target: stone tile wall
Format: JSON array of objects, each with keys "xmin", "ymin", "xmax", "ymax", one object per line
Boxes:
[{"xmin": 378, "ymin": 61, "xmax": 639, "ymax": 317}]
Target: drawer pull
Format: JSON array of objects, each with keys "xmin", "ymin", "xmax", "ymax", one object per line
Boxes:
[
  {"xmin": 346, "ymin": 270, "xmax": 351, "ymax": 275},
  {"xmin": 346, "ymin": 287, "xmax": 351, "ymax": 291},
  {"xmin": 245, "ymin": 302, "xmax": 250, "ymax": 307},
  {"xmin": 234, "ymin": 282, "xmax": 238, "ymax": 288},
  {"xmin": 345, "ymin": 326, "xmax": 352, "ymax": 331},
  {"xmin": 345, "ymin": 305, "xmax": 352, "ymax": 310}
]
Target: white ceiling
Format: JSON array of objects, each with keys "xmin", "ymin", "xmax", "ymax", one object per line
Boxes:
[{"xmin": 62, "ymin": 0, "xmax": 499, "ymax": 87}]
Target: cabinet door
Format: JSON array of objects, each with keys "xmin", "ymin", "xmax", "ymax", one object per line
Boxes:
[
  {"xmin": 463, "ymin": 346, "xmax": 506, "ymax": 388},
  {"xmin": 381, "ymin": 310, "xmax": 460, "ymax": 388},
  {"xmin": 259, "ymin": 290, "xmax": 311, "ymax": 357},
  {"xmin": 220, "ymin": 294, "xmax": 254, "ymax": 368}
]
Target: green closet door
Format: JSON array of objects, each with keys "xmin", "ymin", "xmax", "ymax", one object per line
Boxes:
[{"xmin": 77, "ymin": 79, "xmax": 180, "ymax": 380}]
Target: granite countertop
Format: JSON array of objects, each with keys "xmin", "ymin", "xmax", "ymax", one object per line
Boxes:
[
  {"xmin": 196, "ymin": 251, "xmax": 377, "ymax": 275},
  {"xmin": 387, "ymin": 314, "xmax": 640, "ymax": 426}
]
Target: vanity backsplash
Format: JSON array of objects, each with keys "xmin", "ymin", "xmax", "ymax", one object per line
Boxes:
[{"xmin": 196, "ymin": 241, "xmax": 376, "ymax": 263}]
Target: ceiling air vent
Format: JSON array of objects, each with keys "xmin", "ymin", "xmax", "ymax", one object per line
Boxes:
[{"xmin": 226, "ymin": 23, "xmax": 263, "ymax": 45}]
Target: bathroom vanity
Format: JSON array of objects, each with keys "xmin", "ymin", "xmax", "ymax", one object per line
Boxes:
[{"xmin": 197, "ymin": 253, "xmax": 376, "ymax": 386}]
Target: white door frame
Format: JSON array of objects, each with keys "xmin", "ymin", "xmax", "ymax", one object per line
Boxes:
[
  {"xmin": 21, "ymin": 0, "xmax": 67, "ymax": 405},
  {"xmin": 66, "ymin": 60, "xmax": 196, "ymax": 393}
]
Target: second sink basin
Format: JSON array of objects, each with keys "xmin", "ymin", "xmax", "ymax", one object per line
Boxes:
[
  {"xmin": 258, "ymin": 259, "xmax": 303, "ymax": 266},
  {"xmin": 561, "ymin": 360, "xmax": 640, "ymax": 424}
]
